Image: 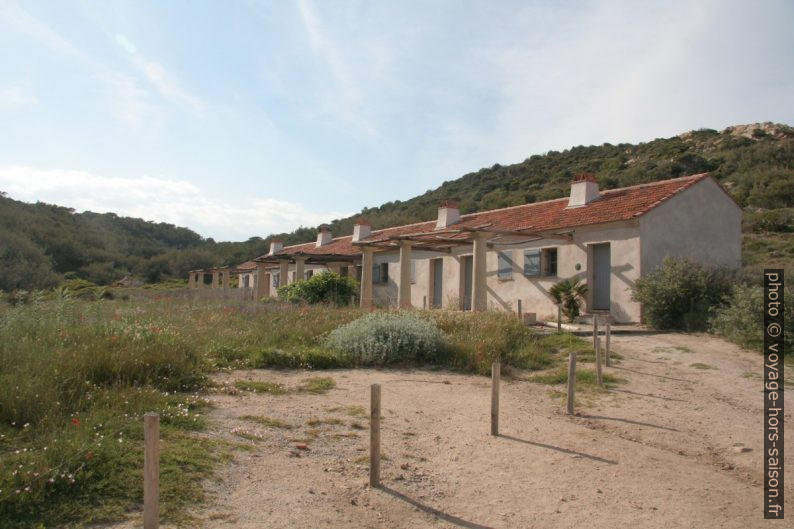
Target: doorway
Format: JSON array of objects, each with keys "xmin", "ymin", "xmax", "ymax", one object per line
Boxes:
[
  {"xmin": 431, "ymin": 259, "xmax": 443, "ymax": 308},
  {"xmin": 591, "ymin": 243, "xmax": 611, "ymax": 311},
  {"xmin": 461, "ymin": 256, "xmax": 473, "ymax": 311}
]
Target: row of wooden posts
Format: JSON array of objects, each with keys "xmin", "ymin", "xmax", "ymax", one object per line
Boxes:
[
  {"xmin": 371, "ymin": 316, "xmax": 612, "ymax": 487},
  {"xmin": 140, "ymin": 316, "xmax": 611, "ymax": 525}
]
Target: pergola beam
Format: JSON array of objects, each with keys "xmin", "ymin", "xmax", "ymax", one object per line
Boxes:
[{"xmin": 456, "ymin": 225, "xmax": 573, "ymax": 241}]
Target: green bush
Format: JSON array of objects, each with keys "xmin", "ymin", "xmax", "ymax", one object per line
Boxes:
[
  {"xmin": 743, "ymin": 208, "xmax": 794, "ymax": 233},
  {"xmin": 711, "ymin": 283, "xmax": 793, "ymax": 353},
  {"xmin": 325, "ymin": 311, "xmax": 446, "ymax": 365},
  {"xmin": 631, "ymin": 257, "xmax": 735, "ymax": 330},
  {"xmin": 277, "ymin": 272, "xmax": 358, "ymax": 305}
]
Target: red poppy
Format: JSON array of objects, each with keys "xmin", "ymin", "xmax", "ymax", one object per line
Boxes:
[{"xmin": 71, "ymin": 418, "xmax": 80, "ymax": 426}]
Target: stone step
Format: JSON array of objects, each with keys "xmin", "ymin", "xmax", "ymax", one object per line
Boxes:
[{"xmin": 576, "ymin": 312, "xmax": 616, "ymax": 325}]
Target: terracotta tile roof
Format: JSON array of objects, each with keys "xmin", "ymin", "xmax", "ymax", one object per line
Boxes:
[{"xmin": 251, "ymin": 173, "xmax": 712, "ymax": 261}]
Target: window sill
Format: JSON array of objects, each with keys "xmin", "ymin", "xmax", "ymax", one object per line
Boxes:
[{"xmin": 498, "ymin": 277, "xmax": 514, "ymax": 282}]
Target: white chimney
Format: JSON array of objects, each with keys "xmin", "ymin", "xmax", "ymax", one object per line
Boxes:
[
  {"xmin": 268, "ymin": 239, "xmax": 283, "ymax": 255},
  {"xmin": 436, "ymin": 200, "xmax": 460, "ymax": 229},
  {"xmin": 352, "ymin": 219, "xmax": 371, "ymax": 242},
  {"xmin": 316, "ymin": 224, "xmax": 332, "ymax": 247},
  {"xmin": 568, "ymin": 173, "xmax": 600, "ymax": 207}
]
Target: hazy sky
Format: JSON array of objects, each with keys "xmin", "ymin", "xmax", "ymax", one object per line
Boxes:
[{"xmin": 1, "ymin": 0, "xmax": 792, "ymax": 241}]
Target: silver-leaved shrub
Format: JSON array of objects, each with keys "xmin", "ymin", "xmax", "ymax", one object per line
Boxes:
[{"xmin": 325, "ymin": 311, "xmax": 446, "ymax": 365}]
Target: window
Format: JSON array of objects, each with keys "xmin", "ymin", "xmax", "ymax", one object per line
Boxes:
[
  {"xmin": 373, "ymin": 262, "xmax": 388, "ymax": 284},
  {"xmin": 543, "ymin": 248, "xmax": 558, "ymax": 277},
  {"xmin": 378, "ymin": 262, "xmax": 389, "ymax": 283},
  {"xmin": 410, "ymin": 260, "xmax": 416, "ymax": 284},
  {"xmin": 524, "ymin": 248, "xmax": 558, "ymax": 277},
  {"xmin": 272, "ymin": 272, "xmax": 280, "ymax": 288},
  {"xmin": 498, "ymin": 251, "xmax": 513, "ymax": 280},
  {"xmin": 243, "ymin": 275, "xmax": 250, "ymax": 288},
  {"xmin": 305, "ymin": 270, "xmax": 313, "ymax": 280}
]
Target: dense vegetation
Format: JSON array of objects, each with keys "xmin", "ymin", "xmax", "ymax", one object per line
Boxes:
[
  {"xmin": 631, "ymin": 257, "xmax": 793, "ymax": 354},
  {"xmin": 0, "ymin": 193, "xmax": 322, "ymax": 290},
  {"xmin": 0, "ymin": 295, "xmax": 592, "ymax": 526},
  {"xmin": 2, "ymin": 122, "xmax": 792, "ymax": 291},
  {"xmin": 277, "ymin": 272, "xmax": 359, "ymax": 306}
]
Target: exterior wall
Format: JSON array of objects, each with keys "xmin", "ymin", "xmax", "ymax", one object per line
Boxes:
[
  {"xmin": 368, "ymin": 220, "xmax": 643, "ymax": 322},
  {"xmin": 372, "ymin": 252, "xmax": 399, "ymax": 307},
  {"xmin": 480, "ymin": 220, "xmax": 642, "ymax": 322},
  {"xmin": 237, "ymin": 273, "xmax": 255, "ymax": 289},
  {"xmin": 639, "ymin": 177, "xmax": 742, "ymax": 272}
]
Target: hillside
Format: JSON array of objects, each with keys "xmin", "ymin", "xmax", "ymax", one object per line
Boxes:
[
  {"xmin": 1, "ymin": 122, "xmax": 792, "ymax": 291},
  {"xmin": 322, "ymin": 122, "xmax": 793, "ymax": 234},
  {"xmin": 0, "ymin": 197, "xmax": 313, "ymax": 291}
]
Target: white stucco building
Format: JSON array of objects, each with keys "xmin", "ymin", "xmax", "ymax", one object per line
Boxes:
[{"xmin": 189, "ymin": 173, "xmax": 742, "ymax": 323}]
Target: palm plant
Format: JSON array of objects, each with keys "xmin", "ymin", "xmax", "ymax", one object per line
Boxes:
[{"xmin": 549, "ymin": 278, "xmax": 588, "ymax": 322}]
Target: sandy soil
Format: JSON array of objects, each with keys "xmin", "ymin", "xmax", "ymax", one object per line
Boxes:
[{"xmin": 114, "ymin": 333, "xmax": 793, "ymax": 528}]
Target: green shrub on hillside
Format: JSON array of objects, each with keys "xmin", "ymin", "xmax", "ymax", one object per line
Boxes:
[
  {"xmin": 631, "ymin": 257, "xmax": 735, "ymax": 330},
  {"xmin": 326, "ymin": 312, "xmax": 446, "ymax": 365},
  {"xmin": 277, "ymin": 272, "xmax": 358, "ymax": 305},
  {"xmin": 711, "ymin": 283, "xmax": 793, "ymax": 353}
]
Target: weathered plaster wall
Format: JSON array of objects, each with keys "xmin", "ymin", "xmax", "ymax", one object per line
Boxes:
[
  {"xmin": 639, "ymin": 177, "xmax": 742, "ymax": 272},
  {"xmin": 368, "ymin": 220, "xmax": 642, "ymax": 322}
]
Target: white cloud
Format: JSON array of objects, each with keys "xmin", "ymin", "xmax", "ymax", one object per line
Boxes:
[
  {"xmin": 133, "ymin": 56, "xmax": 206, "ymax": 115},
  {"xmin": 294, "ymin": 0, "xmax": 382, "ymax": 142},
  {"xmin": 112, "ymin": 33, "xmax": 206, "ymax": 116},
  {"xmin": 114, "ymin": 33, "xmax": 137, "ymax": 55},
  {"xmin": 96, "ymin": 72, "xmax": 159, "ymax": 130},
  {"xmin": 0, "ymin": 86, "xmax": 37, "ymax": 106},
  {"xmin": 0, "ymin": 166, "xmax": 351, "ymax": 241}
]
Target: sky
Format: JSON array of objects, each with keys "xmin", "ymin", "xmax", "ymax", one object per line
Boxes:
[{"xmin": 0, "ymin": 0, "xmax": 792, "ymax": 241}]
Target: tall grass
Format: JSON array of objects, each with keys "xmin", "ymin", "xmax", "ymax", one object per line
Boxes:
[
  {"xmin": 0, "ymin": 295, "xmax": 588, "ymax": 526},
  {"xmin": 0, "ymin": 298, "xmax": 220, "ymax": 527}
]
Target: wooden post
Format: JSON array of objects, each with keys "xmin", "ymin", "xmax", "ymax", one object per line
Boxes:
[
  {"xmin": 593, "ymin": 315, "xmax": 599, "ymax": 350},
  {"xmin": 491, "ymin": 362, "xmax": 500, "ymax": 436},
  {"xmin": 370, "ymin": 384, "xmax": 381, "ymax": 488},
  {"xmin": 557, "ymin": 304, "xmax": 562, "ymax": 332},
  {"xmin": 605, "ymin": 320, "xmax": 612, "ymax": 367},
  {"xmin": 566, "ymin": 352, "xmax": 576, "ymax": 415},
  {"xmin": 423, "ymin": 295, "xmax": 427, "ymax": 309},
  {"xmin": 595, "ymin": 328, "xmax": 603, "ymax": 387},
  {"xmin": 517, "ymin": 299, "xmax": 522, "ymax": 320},
  {"xmin": 144, "ymin": 413, "xmax": 159, "ymax": 529}
]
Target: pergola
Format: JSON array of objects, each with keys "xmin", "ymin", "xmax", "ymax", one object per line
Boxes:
[
  {"xmin": 353, "ymin": 223, "xmax": 573, "ymax": 311},
  {"xmin": 250, "ymin": 252, "xmax": 360, "ymax": 299},
  {"xmin": 188, "ymin": 265, "xmax": 252, "ymax": 289},
  {"xmin": 191, "ymin": 222, "xmax": 573, "ymax": 309}
]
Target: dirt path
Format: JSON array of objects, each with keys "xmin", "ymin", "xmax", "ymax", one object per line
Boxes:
[{"xmin": 115, "ymin": 333, "xmax": 793, "ymax": 528}]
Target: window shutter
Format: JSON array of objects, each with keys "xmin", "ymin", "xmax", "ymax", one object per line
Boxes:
[
  {"xmin": 524, "ymin": 249, "xmax": 540, "ymax": 276},
  {"xmin": 372, "ymin": 263, "xmax": 381, "ymax": 283},
  {"xmin": 498, "ymin": 251, "xmax": 513, "ymax": 279}
]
